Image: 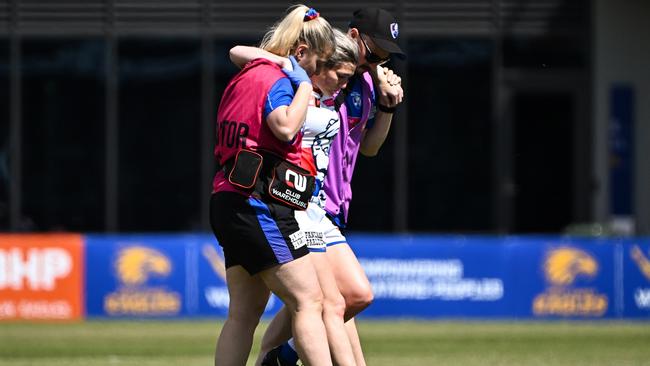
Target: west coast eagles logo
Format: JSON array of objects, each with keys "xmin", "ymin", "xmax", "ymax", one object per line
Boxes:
[
  {"xmin": 115, "ymin": 246, "xmax": 171, "ymax": 286},
  {"xmin": 543, "ymin": 247, "xmax": 597, "ymax": 286},
  {"xmin": 104, "ymin": 245, "xmax": 180, "ymax": 315},
  {"xmin": 532, "ymin": 246, "xmax": 607, "ymax": 317}
]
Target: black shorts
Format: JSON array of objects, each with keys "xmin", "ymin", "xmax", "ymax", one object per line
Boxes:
[{"xmin": 209, "ymin": 192, "xmax": 309, "ymax": 275}]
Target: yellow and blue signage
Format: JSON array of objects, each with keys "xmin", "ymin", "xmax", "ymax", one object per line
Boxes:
[
  {"xmin": 78, "ymin": 233, "xmax": 650, "ymax": 319},
  {"xmin": 622, "ymin": 239, "xmax": 650, "ymax": 317},
  {"xmin": 526, "ymin": 240, "xmax": 613, "ymax": 318},
  {"xmin": 196, "ymin": 241, "xmax": 283, "ymax": 317},
  {"xmin": 86, "ymin": 235, "xmax": 190, "ymax": 317},
  {"xmin": 346, "ymin": 235, "xmax": 617, "ymax": 318}
]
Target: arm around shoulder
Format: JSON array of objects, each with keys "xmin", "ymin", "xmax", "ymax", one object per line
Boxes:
[{"xmin": 229, "ymin": 45, "xmax": 290, "ymax": 69}]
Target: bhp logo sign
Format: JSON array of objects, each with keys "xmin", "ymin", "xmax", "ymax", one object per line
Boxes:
[
  {"xmin": 0, "ymin": 248, "xmax": 72, "ymax": 290},
  {"xmin": 0, "ymin": 234, "xmax": 83, "ymax": 321}
]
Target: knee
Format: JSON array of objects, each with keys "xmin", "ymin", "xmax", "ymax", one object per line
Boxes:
[
  {"xmin": 322, "ymin": 292, "xmax": 347, "ymax": 319},
  {"xmin": 292, "ymin": 287, "xmax": 324, "ymax": 315},
  {"xmin": 227, "ymin": 300, "xmax": 267, "ymax": 330},
  {"xmin": 226, "ymin": 313, "xmax": 261, "ymax": 333},
  {"xmin": 343, "ymin": 285, "xmax": 374, "ymax": 315}
]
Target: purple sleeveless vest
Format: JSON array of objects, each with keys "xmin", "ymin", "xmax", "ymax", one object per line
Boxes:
[{"xmin": 323, "ymin": 72, "xmax": 374, "ymax": 224}]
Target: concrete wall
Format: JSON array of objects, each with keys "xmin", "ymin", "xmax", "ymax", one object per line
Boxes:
[{"xmin": 594, "ymin": 0, "xmax": 650, "ymax": 234}]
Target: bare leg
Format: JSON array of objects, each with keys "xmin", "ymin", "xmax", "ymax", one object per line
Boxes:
[
  {"xmin": 310, "ymin": 253, "xmax": 357, "ymax": 366},
  {"xmin": 260, "ymin": 254, "xmax": 332, "ymax": 366},
  {"xmin": 345, "ymin": 319, "xmax": 366, "ymax": 366},
  {"xmin": 326, "ymin": 244, "xmax": 373, "ymax": 366},
  {"xmin": 326, "ymin": 244, "xmax": 373, "ymax": 319},
  {"xmin": 214, "ymin": 266, "xmax": 270, "ymax": 366},
  {"xmin": 255, "ymin": 253, "xmax": 357, "ymax": 366},
  {"xmin": 255, "ymin": 306, "xmax": 292, "ymax": 366}
]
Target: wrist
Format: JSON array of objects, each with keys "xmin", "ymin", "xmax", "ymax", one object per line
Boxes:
[{"xmin": 377, "ymin": 103, "xmax": 397, "ymax": 114}]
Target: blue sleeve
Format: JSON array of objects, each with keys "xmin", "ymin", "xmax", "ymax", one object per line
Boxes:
[{"xmin": 264, "ymin": 78, "xmax": 294, "ymax": 119}]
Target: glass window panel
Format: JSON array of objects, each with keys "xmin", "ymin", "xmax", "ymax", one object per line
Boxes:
[
  {"xmin": 347, "ymin": 141, "xmax": 396, "ymax": 231},
  {"xmin": 503, "ymin": 36, "xmax": 587, "ymax": 69},
  {"xmin": 118, "ymin": 39, "xmax": 201, "ymax": 231},
  {"xmin": 513, "ymin": 92, "xmax": 574, "ymax": 233},
  {"xmin": 407, "ymin": 39, "xmax": 493, "ymax": 232},
  {"xmin": 22, "ymin": 39, "xmax": 105, "ymax": 231},
  {"xmin": 0, "ymin": 40, "xmax": 8, "ymax": 230}
]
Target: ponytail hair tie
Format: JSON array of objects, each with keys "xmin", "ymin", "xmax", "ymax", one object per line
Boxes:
[{"xmin": 304, "ymin": 8, "xmax": 319, "ymax": 21}]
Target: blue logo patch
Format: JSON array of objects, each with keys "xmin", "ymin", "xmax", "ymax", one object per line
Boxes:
[
  {"xmin": 350, "ymin": 91, "xmax": 362, "ymax": 110},
  {"xmin": 390, "ymin": 23, "xmax": 399, "ymax": 39}
]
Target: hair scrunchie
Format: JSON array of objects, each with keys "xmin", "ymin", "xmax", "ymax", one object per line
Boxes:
[{"xmin": 304, "ymin": 8, "xmax": 319, "ymax": 21}]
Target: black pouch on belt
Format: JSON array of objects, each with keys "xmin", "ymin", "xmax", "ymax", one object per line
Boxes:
[
  {"xmin": 226, "ymin": 149, "xmax": 263, "ymax": 189},
  {"xmin": 225, "ymin": 149, "xmax": 314, "ymax": 210}
]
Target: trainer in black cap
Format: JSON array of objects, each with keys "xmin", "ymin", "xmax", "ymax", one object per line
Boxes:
[{"xmin": 349, "ymin": 7, "xmax": 405, "ymax": 58}]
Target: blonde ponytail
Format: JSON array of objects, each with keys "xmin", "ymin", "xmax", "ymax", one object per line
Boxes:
[{"xmin": 260, "ymin": 4, "xmax": 335, "ymax": 58}]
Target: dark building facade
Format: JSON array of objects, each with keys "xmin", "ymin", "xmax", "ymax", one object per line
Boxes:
[{"xmin": 0, "ymin": 0, "xmax": 596, "ymax": 233}]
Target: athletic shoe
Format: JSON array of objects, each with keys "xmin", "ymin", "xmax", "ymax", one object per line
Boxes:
[{"xmin": 261, "ymin": 345, "xmax": 300, "ymax": 366}]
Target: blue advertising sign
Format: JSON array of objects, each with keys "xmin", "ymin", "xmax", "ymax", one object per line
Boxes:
[
  {"xmin": 621, "ymin": 239, "xmax": 650, "ymax": 317},
  {"xmin": 85, "ymin": 233, "xmax": 288, "ymax": 318},
  {"xmin": 510, "ymin": 237, "xmax": 616, "ymax": 319},
  {"xmin": 85, "ymin": 234, "xmax": 195, "ymax": 317},
  {"xmin": 195, "ymin": 235, "xmax": 284, "ymax": 317},
  {"xmin": 347, "ymin": 235, "xmax": 617, "ymax": 319},
  {"xmin": 83, "ymin": 234, "xmax": 650, "ymax": 319},
  {"xmin": 347, "ymin": 235, "xmax": 509, "ymax": 318}
]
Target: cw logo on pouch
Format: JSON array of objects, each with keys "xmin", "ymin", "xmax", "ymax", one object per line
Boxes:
[{"xmin": 285, "ymin": 169, "xmax": 307, "ymax": 192}]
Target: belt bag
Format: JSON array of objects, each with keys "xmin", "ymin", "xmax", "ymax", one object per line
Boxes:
[
  {"xmin": 226, "ymin": 149, "xmax": 315, "ymax": 210},
  {"xmin": 267, "ymin": 159, "xmax": 314, "ymax": 210}
]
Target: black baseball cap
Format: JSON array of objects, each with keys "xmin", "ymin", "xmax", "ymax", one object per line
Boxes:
[{"xmin": 349, "ymin": 7, "xmax": 405, "ymax": 58}]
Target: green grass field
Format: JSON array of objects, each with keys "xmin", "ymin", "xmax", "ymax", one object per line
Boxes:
[{"xmin": 1, "ymin": 320, "xmax": 649, "ymax": 366}]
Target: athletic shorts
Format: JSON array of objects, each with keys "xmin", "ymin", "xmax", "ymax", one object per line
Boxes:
[
  {"xmin": 294, "ymin": 203, "xmax": 348, "ymax": 253},
  {"xmin": 209, "ymin": 192, "xmax": 309, "ymax": 275}
]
